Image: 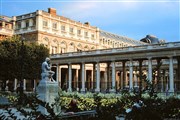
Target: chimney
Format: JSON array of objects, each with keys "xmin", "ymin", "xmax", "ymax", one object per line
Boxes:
[
  {"xmin": 84, "ymin": 22, "xmax": 90, "ymax": 26},
  {"xmin": 48, "ymin": 8, "xmax": 56, "ymax": 15}
]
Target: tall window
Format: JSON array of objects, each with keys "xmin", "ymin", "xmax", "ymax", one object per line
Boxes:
[
  {"xmin": 61, "ymin": 25, "xmax": 65, "ymax": 31},
  {"xmin": 43, "ymin": 20, "xmax": 48, "ymax": 27},
  {"xmin": 52, "ymin": 22, "xmax": 57, "ymax": 29},
  {"xmin": 69, "ymin": 27, "xmax": 73, "ymax": 34},
  {"xmin": 91, "ymin": 34, "xmax": 95, "ymax": 39},
  {"xmin": 84, "ymin": 31, "xmax": 88, "ymax": 37},
  {"xmin": 32, "ymin": 19, "xmax": 36, "ymax": 26},
  {"xmin": 16, "ymin": 21, "xmax": 21, "ymax": 29},
  {"xmin": 77, "ymin": 29, "xmax": 81, "ymax": 35},
  {"xmin": 25, "ymin": 20, "xmax": 29, "ymax": 28}
]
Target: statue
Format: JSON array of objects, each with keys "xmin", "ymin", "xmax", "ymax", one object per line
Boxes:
[{"xmin": 41, "ymin": 57, "xmax": 55, "ymax": 82}]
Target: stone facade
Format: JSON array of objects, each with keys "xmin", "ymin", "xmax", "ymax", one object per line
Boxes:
[
  {"xmin": 0, "ymin": 8, "xmax": 149, "ymax": 92},
  {"xmin": 0, "ymin": 8, "xmax": 146, "ymax": 54}
]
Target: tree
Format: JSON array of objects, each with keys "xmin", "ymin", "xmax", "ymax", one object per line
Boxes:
[{"xmin": 0, "ymin": 36, "xmax": 49, "ymax": 88}]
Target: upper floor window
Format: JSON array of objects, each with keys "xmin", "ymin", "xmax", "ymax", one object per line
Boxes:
[
  {"xmin": 25, "ymin": 20, "xmax": 29, "ymax": 28},
  {"xmin": 32, "ymin": 19, "xmax": 36, "ymax": 26},
  {"xmin": 91, "ymin": 34, "xmax": 95, "ymax": 39},
  {"xmin": 43, "ymin": 20, "xmax": 48, "ymax": 27},
  {"xmin": 61, "ymin": 25, "xmax": 65, "ymax": 31},
  {"xmin": 16, "ymin": 21, "xmax": 21, "ymax": 29},
  {"xmin": 52, "ymin": 22, "xmax": 57, "ymax": 29},
  {"xmin": 69, "ymin": 27, "xmax": 73, "ymax": 33},
  {"xmin": 77, "ymin": 29, "xmax": 81, "ymax": 35},
  {"xmin": 84, "ymin": 31, "xmax": 88, "ymax": 37}
]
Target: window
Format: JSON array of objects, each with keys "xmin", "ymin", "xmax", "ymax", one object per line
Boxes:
[
  {"xmin": 69, "ymin": 27, "xmax": 73, "ymax": 33},
  {"xmin": 91, "ymin": 34, "xmax": 95, "ymax": 39},
  {"xmin": 25, "ymin": 20, "xmax": 29, "ymax": 28},
  {"xmin": 77, "ymin": 29, "xmax": 81, "ymax": 35},
  {"xmin": 32, "ymin": 19, "xmax": 36, "ymax": 26},
  {"xmin": 84, "ymin": 31, "xmax": 88, "ymax": 37},
  {"xmin": 61, "ymin": 25, "xmax": 65, "ymax": 31},
  {"xmin": 16, "ymin": 21, "xmax": 21, "ymax": 29},
  {"xmin": 52, "ymin": 22, "xmax": 57, "ymax": 29},
  {"xmin": 43, "ymin": 20, "xmax": 48, "ymax": 27}
]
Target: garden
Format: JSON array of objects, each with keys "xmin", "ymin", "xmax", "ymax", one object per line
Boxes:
[{"xmin": 0, "ymin": 90, "xmax": 180, "ymax": 120}]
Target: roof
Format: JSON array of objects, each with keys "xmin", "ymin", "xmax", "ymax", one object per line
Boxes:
[
  {"xmin": 100, "ymin": 30, "xmax": 146, "ymax": 45},
  {"xmin": 0, "ymin": 16, "xmax": 12, "ymax": 23},
  {"xmin": 140, "ymin": 35, "xmax": 160, "ymax": 44}
]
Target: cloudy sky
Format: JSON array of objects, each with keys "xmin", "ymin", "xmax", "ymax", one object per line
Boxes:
[{"xmin": 1, "ymin": 0, "xmax": 179, "ymax": 42}]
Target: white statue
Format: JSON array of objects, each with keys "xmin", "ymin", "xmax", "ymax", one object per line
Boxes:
[{"xmin": 41, "ymin": 57, "xmax": 55, "ymax": 82}]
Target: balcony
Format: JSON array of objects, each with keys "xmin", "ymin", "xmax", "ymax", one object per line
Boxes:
[{"xmin": 0, "ymin": 27, "xmax": 13, "ymax": 36}]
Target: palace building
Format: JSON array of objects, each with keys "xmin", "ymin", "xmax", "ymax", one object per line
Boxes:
[
  {"xmin": 0, "ymin": 8, "xmax": 146, "ymax": 51},
  {"xmin": 1, "ymin": 8, "xmax": 179, "ymax": 94}
]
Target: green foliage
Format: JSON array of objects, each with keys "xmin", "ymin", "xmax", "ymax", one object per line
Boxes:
[
  {"xmin": 0, "ymin": 36, "xmax": 49, "ymax": 81},
  {"xmin": 0, "ymin": 93, "xmax": 60, "ymax": 120},
  {"xmin": 59, "ymin": 91, "xmax": 180, "ymax": 120},
  {"xmin": 1, "ymin": 91, "xmax": 180, "ymax": 120}
]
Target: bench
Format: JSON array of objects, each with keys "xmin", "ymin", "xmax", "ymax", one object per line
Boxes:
[{"xmin": 59, "ymin": 110, "xmax": 97, "ymax": 119}]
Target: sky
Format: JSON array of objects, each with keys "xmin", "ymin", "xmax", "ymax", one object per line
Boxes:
[{"xmin": 0, "ymin": 0, "xmax": 179, "ymax": 42}]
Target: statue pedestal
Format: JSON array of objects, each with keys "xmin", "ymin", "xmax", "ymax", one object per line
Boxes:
[{"xmin": 36, "ymin": 80, "xmax": 60, "ymax": 115}]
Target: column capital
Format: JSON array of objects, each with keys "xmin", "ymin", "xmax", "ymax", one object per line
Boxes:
[
  {"xmin": 122, "ymin": 61, "xmax": 126, "ymax": 64},
  {"xmin": 147, "ymin": 57, "xmax": 152, "ymax": 60},
  {"xmin": 129, "ymin": 58, "xmax": 133, "ymax": 61}
]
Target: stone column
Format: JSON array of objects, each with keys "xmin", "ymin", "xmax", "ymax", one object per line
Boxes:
[
  {"xmin": 68, "ymin": 64, "xmax": 72, "ymax": 92},
  {"xmin": 148, "ymin": 57, "xmax": 153, "ymax": 82},
  {"xmin": 81, "ymin": 63, "xmax": 86, "ymax": 92},
  {"xmin": 111, "ymin": 61, "xmax": 116, "ymax": 92},
  {"xmin": 76, "ymin": 69, "xmax": 79, "ymax": 91},
  {"xmin": 129, "ymin": 59, "xmax": 133, "ymax": 90},
  {"xmin": 176, "ymin": 57, "xmax": 180, "ymax": 91},
  {"xmin": 23, "ymin": 79, "xmax": 26, "ymax": 91},
  {"xmin": 122, "ymin": 61, "xmax": 126, "ymax": 88},
  {"xmin": 92, "ymin": 63, "xmax": 96, "ymax": 89},
  {"xmin": 134, "ymin": 74, "xmax": 138, "ymax": 87},
  {"xmin": 58, "ymin": 66, "xmax": 62, "ymax": 88},
  {"xmin": 169, "ymin": 57, "xmax": 174, "ymax": 92},
  {"xmin": 33, "ymin": 79, "xmax": 36, "ymax": 91},
  {"xmin": 56, "ymin": 64, "xmax": 59, "ymax": 82},
  {"xmin": 95, "ymin": 62, "xmax": 100, "ymax": 92},
  {"xmin": 14, "ymin": 78, "xmax": 17, "ymax": 91},
  {"xmin": 121, "ymin": 71, "xmax": 123, "ymax": 89}
]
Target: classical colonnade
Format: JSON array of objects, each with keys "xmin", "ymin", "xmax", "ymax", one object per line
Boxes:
[
  {"xmin": 54, "ymin": 56, "xmax": 179, "ymax": 93},
  {"xmin": 51, "ymin": 42, "xmax": 180, "ymax": 93}
]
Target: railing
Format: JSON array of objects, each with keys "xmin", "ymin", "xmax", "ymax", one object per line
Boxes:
[
  {"xmin": 60, "ymin": 80, "xmax": 180, "ymax": 93},
  {"xmin": 51, "ymin": 42, "xmax": 180, "ymax": 58},
  {"xmin": 0, "ymin": 27, "xmax": 13, "ymax": 35}
]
